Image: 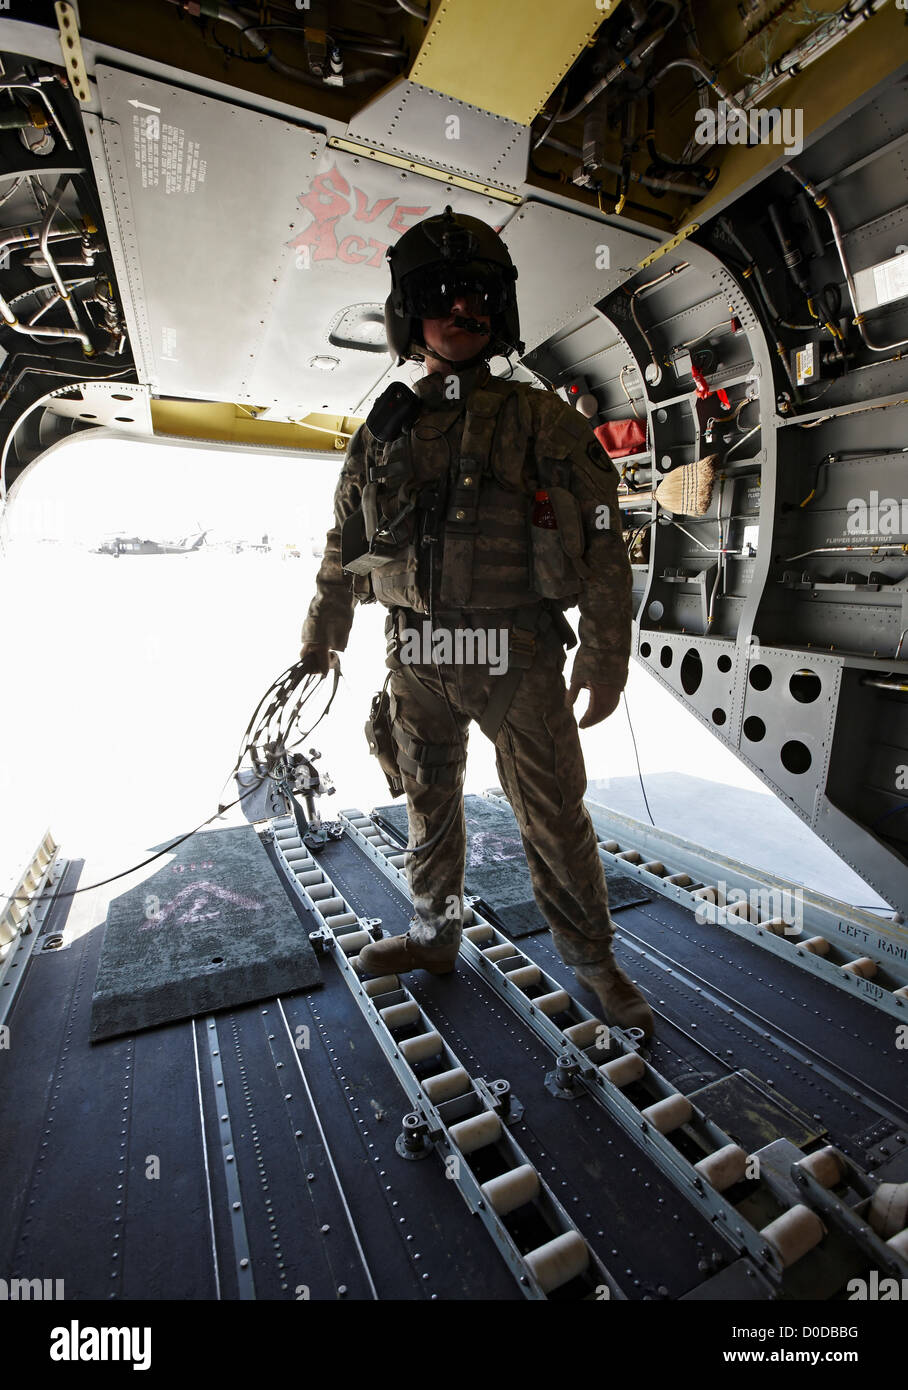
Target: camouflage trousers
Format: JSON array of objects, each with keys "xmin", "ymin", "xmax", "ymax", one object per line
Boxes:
[{"xmin": 386, "ymin": 614, "xmax": 615, "ymax": 969}]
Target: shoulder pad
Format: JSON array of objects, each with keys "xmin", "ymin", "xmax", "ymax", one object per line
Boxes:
[
  {"xmin": 586, "ymin": 437, "xmax": 617, "ymax": 471},
  {"xmin": 533, "ymin": 392, "xmax": 592, "ymax": 458}
]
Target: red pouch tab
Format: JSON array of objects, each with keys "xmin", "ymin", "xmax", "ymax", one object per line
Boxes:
[{"xmin": 594, "ymin": 419, "xmax": 647, "ymax": 458}]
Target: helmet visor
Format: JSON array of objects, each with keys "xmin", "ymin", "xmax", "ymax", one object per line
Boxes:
[{"xmin": 401, "ymin": 261, "xmax": 510, "ymax": 320}]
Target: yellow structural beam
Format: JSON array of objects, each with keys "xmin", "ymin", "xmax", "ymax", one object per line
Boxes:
[
  {"xmin": 410, "ymin": 0, "xmax": 622, "ymax": 127},
  {"xmin": 149, "ymin": 400, "xmax": 362, "ymax": 453}
]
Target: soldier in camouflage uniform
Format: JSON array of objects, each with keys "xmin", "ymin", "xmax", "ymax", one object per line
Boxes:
[{"xmin": 300, "ymin": 208, "xmax": 653, "ymax": 1037}]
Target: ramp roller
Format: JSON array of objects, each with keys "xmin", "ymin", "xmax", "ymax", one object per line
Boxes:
[
  {"xmin": 423, "ymin": 1067, "xmax": 471, "ymax": 1103},
  {"xmin": 534, "ymin": 989, "xmax": 570, "ymax": 1016},
  {"xmin": 840, "ymin": 956, "xmax": 878, "ymax": 978},
  {"xmin": 799, "ymin": 1147, "xmax": 846, "ymax": 1189},
  {"xmin": 325, "ymin": 912, "xmax": 359, "ymax": 930},
  {"xmin": 599, "ymin": 1053, "xmax": 646, "ymax": 1086},
  {"xmin": 869, "ymin": 1181, "xmax": 908, "ymax": 1239},
  {"xmin": 380, "ymin": 1001, "xmax": 421, "ymax": 1029},
  {"xmin": 886, "ymin": 1229, "xmax": 908, "ymax": 1259},
  {"xmin": 361, "ymin": 974, "xmax": 400, "ymax": 996},
  {"xmin": 483, "ymin": 943, "xmax": 516, "ymax": 962},
  {"xmin": 338, "ymin": 930, "xmax": 372, "ymax": 954},
  {"xmin": 315, "ymin": 896, "xmax": 345, "ymax": 915},
  {"xmin": 761, "ymin": 1205, "xmax": 826, "ymax": 1267},
  {"xmin": 399, "ymin": 1030, "xmax": 444, "ymax": 1062},
  {"xmin": 506, "ymin": 964, "xmax": 541, "ymax": 990},
  {"xmin": 694, "ymin": 1143, "xmax": 750, "ymax": 1192},
  {"xmin": 524, "ymin": 1231, "xmax": 590, "ymax": 1293},
  {"xmin": 564, "ymin": 1020, "xmax": 603, "ymax": 1048},
  {"xmin": 449, "ymin": 1111, "xmax": 502, "ymax": 1154},
  {"xmin": 481, "ymin": 1164, "xmax": 540, "ymax": 1216},
  {"xmin": 640, "ymin": 1094, "xmax": 694, "ymax": 1134}
]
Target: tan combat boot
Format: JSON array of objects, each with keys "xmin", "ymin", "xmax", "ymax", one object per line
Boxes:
[
  {"xmin": 356, "ymin": 932, "xmax": 460, "ymax": 976},
  {"xmin": 575, "ymin": 956, "xmax": 654, "ymax": 1039}
]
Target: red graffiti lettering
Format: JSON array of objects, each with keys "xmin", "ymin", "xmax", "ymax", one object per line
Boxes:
[
  {"xmin": 337, "ymin": 234, "xmax": 370, "ymax": 264},
  {"xmin": 366, "ymin": 237, "xmax": 389, "ymax": 267},
  {"xmin": 388, "ymin": 204, "xmax": 431, "ymax": 235},
  {"xmin": 289, "ymin": 164, "xmax": 433, "ymax": 265},
  {"xmin": 353, "ymin": 189, "xmax": 396, "ymax": 223},
  {"xmin": 291, "ymin": 166, "xmax": 352, "ymax": 262}
]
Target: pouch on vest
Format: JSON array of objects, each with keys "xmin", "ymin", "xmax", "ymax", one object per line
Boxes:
[
  {"xmin": 364, "ymin": 681, "xmax": 404, "ymax": 798},
  {"xmin": 341, "ymin": 491, "xmax": 417, "ymax": 577},
  {"xmin": 528, "ymin": 487, "xmax": 589, "ymax": 601}
]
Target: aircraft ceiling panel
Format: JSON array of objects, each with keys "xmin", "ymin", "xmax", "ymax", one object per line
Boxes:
[
  {"xmin": 498, "ymin": 200, "xmax": 659, "ymax": 355},
  {"xmin": 242, "ymin": 149, "xmax": 522, "ymax": 419},
  {"xmin": 91, "ymin": 66, "xmax": 326, "ymax": 404},
  {"xmin": 346, "ymin": 79, "xmax": 529, "ymax": 195}
]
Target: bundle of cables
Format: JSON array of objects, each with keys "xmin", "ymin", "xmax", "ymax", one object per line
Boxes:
[
  {"xmin": 0, "ymin": 658, "xmax": 343, "ymax": 909},
  {"xmin": 223, "ymin": 654, "xmax": 342, "ymax": 813}
]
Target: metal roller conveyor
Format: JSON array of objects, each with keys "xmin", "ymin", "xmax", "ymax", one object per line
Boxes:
[
  {"xmin": 268, "ymin": 815, "xmax": 623, "ymax": 1301},
  {"xmin": 334, "ymin": 808, "xmax": 908, "ymax": 1297}
]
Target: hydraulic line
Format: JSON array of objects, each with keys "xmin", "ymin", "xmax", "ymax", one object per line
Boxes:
[
  {"xmin": 734, "ymin": 0, "xmax": 890, "ymax": 111},
  {"xmin": 541, "ymin": 135, "xmax": 706, "ymax": 199},
  {"xmin": 0, "ymin": 205, "xmax": 94, "ymax": 349},
  {"xmin": 643, "ymin": 90, "xmax": 716, "ymax": 185},
  {"xmin": 717, "ymin": 218, "xmax": 803, "ymax": 402},
  {"xmin": 784, "ymin": 164, "xmax": 908, "ymax": 354},
  {"xmin": 0, "ymin": 80, "xmax": 73, "ymax": 151},
  {"xmin": 0, "ymin": 175, "xmax": 25, "ymax": 209},
  {"xmin": 38, "ymin": 175, "xmax": 85, "ymax": 338},
  {"xmin": 163, "ymin": 1, "xmax": 388, "ymax": 85},
  {"xmin": 646, "ymin": 55, "xmax": 750, "ymax": 124},
  {"xmin": 625, "ymin": 261, "xmax": 689, "ymax": 376},
  {"xmin": 551, "ymin": 0, "xmax": 681, "ymax": 126}
]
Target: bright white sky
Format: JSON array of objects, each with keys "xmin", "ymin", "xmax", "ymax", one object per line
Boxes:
[{"xmin": 0, "ymin": 432, "xmax": 887, "ymax": 909}]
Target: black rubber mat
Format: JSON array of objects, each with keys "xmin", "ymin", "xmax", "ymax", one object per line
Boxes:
[
  {"xmin": 376, "ymin": 794, "xmax": 651, "ymax": 934},
  {"xmin": 90, "ymin": 826, "xmax": 321, "ymax": 1041}
]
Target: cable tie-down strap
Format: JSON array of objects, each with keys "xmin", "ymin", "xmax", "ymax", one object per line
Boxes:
[{"xmin": 393, "ymin": 728, "xmax": 465, "ymax": 787}]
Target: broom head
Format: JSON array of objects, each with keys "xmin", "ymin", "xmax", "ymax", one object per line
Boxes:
[{"xmin": 653, "ymin": 455, "xmax": 717, "ymax": 516}]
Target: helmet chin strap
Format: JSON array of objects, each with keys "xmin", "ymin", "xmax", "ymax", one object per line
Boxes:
[{"xmin": 409, "ymin": 326, "xmax": 504, "ymax": 373}]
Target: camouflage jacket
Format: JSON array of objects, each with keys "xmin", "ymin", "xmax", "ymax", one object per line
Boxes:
[{"xmin": 301, "ymin": 363, "xmax": 633, "ymax": 689}]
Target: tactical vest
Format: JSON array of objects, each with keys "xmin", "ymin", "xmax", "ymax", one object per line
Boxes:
[{"xmin": 351, "ymin": 377, "xmax": 591, "ymax": 615}]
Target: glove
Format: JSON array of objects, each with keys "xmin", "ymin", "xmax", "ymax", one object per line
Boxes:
[
  {"xmin": 567, "ymin": 678, "xmax": 621, "ymax": 728},
  {"xmin": 298, "ymin": 642, "xmax": 333, "ymax": 677}
]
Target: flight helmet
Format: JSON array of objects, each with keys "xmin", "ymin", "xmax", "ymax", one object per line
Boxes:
[{"xmin": 384, "ymin": 206, "xmax": 523, "ymax": 363}]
